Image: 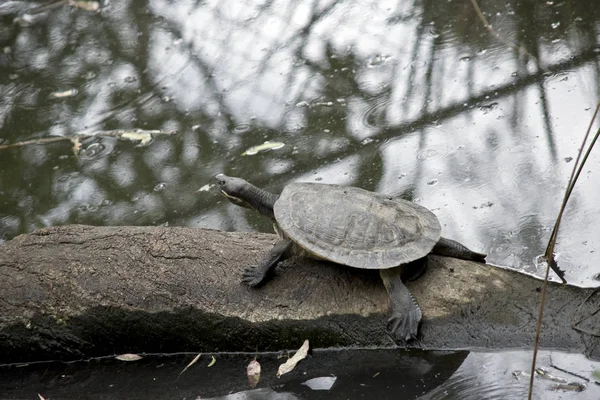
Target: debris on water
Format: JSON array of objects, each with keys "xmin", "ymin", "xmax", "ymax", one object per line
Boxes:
[
  {"xmin": 277, "ymin": 340, "xmax": 310, "ymax": 378},
  {"xmin": 72, "ymin": 1, "xmax": 103, "ymax": 11},
  {"xmin": 247, "ymin": 359, "xmax": 261, "ymax": 388},
  {"xmin": 564, "ymin": 157, "xmax": 573, "ymax": 163},
  {"xmin": 196, "ymin": 184, "xmax": 211, "ymax": 192},
  {"xmin": 242, "ymin": 141, "xmax": 285, "ymax": 156},
  {"xmin": 313, "ymin": 101, "xmax": 333, "ymax": 107},
  {"xmin": 295, "ymin": 101, "xmax": 310, "ymax": 108},
  {"xmin": 551, "ymin": 382, "xmax": 586, "ymax": 392},
  {"xmin": 427, "ymin": 179, "xmax": 438, "ymax": 186},
  {"xmin": 473, "ymin": 201, "xmax": 494, "ymax": 209},
  {"xmin": 120, "ymin": 131, "xmax": 152, "ymax": 146},
  {"xmin": 153, "ymin": 183, "xmax": 167, "ymax": 192},
  {"xmin": 178, "ymin": 353, "xmax": 201, "ymax": 379},
  {"xmin": 536, "ymin": 368, "xmax": 568, "ymax": 382},
  {"xmin": 302, "ymin": 376, "xmax": 337, "ymax": 390},
  {"xmin": 207, "ymin": 356, "xmax": 216, "ymax": 367},
  {"xmin": 50, "ymin": 89, "xmax": 78, "ymax": 99},
  {"xmin": 479, "ymin": 102, "xmax": 499, "ymax": 113},
  {"xmin": 115, "ymin": 353, "xmax": 143, "ymax": 361},
  {"xmin": 71, "ymin": 137, "xmax": 82, "ymax": 156}
]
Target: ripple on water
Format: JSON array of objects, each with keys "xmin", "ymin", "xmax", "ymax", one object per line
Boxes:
[
  {"xmin": 416, "ymin": 145, "xmax": 452, "ymax": 161},
  {"xmin": 232, "ymin": 123, "xmax": 251, "ymax": 134},
  {"xmin": 425, "ymin": 374, "xmax": 532, "ymax": 400},
  {"xmin": 349, "ymin": 95, "xmax": 394, "ymax": 136},
  {"xmin": 78, "ymin": 138, "xmax": 115, "ymax": 160}
]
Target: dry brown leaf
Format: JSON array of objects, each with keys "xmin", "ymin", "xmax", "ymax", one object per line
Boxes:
[
  {"xmin": 247, "ymin": 359, "xmax": 261, "ymax": 388},
  {"xmin": 277, "ymin": 340, "xmax": 309, "ymax": 378}
]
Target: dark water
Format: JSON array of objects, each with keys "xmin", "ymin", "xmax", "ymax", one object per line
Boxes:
[
  {"xmin": 1, "ymin": 349, "xmax": 599, "ymax": 400},
  {"xmin": 1, "ymin": 0, "xmax": 600, "ymax": 398}
]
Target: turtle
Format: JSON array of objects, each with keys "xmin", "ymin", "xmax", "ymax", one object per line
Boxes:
[{"xmin": 214, "ymin": 174, "xmax": 486, "ymax": 341}]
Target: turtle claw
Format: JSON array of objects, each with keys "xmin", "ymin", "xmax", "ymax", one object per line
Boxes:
[
  {"xmin": 242, "ymin": 266, "xmax": 267, "ymax": 287},
  {"xmin": 387, "ymin": 311, "xmax": 420, "ymax": 342}
]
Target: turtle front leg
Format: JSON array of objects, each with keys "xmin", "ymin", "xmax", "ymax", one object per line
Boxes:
[
  {"xmin": 379, "ymin": 259, "xmax": 424, "ymax": 342},
  {"xmin": 242, "ymin": 238, "xmax": 293, "ymax": 287}
]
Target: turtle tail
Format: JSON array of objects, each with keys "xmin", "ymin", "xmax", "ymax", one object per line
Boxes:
[{"xmin": 432, "ymin": 237, "xmax": 486, "ymax": 263}]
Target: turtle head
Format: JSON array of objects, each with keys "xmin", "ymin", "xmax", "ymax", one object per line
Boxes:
[
  {"xmin": 213, "ymin": 174, "xmax": 277, "ymax": 219},
  {"xmin": 214, "ymin": 174, "xmax": 255, "ymax": 209}
]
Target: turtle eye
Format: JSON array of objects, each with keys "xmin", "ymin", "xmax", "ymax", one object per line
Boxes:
[{"xmin": 213, "ymin": 174, "xmax": 226, "ymax": 186}]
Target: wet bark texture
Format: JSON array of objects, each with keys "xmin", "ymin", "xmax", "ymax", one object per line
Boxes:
[{"xmin": 0, "ymin": 225, "xmax": 598, "ymax": 362}]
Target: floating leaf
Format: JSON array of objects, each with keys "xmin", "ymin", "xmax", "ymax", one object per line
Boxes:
[
  {"xmin": 207, "ymin": 356, "xmax": 216, "ymax": 367},
  {"xmin": 247, "ymin": 359, "xmax": 261, "ymax": 388},
  {"xmin": 115, "ymin": 353, "xmax": 143, "ymax": 361},
  {"xmin": 50, "ymin": 89, "xmax": 78, "ymax": 98},
  {"xmin": 70, "ymin": 137, "xmax": 81, "ymax": 156},
  {"xmin": 277, "ymin": 340, "xmax": 309, "ymax": 378},
  {"xmin": 302, "ymin": 376, "xmax": 336, "ymax": 391},
  {"xmin": 178, "ymin": 353, "xmax": 201, "ymax": 379},
  {"xmin": 72, "ymin": 1, "xmax": 101, "ymax": 11},
  {"xmin": 195, "ymin": 184, "xmax": 211, "ymax": 192},
  {"xmin": 120, "ymin": 131, "xmax": 152, "ymax": 147},
  {"xmin": 242, "ymin": 141, "xmax": 285, "ymax": 156}
]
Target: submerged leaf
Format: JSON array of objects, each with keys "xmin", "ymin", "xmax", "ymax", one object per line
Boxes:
[
  {"xmin": 242, "ymin": 141, "xmax": 285, "ymax": 156},
  {"xmin": 247, "ymin": 359, "xmax": 261, "ymax": 388},
  {"xmin": 120, "ymin": 132, "xmax": 153, "ymax": 147},
  {"xmin": 207, "ymin": 356, "xmax": 216, "ymax": 367},
  {"xmin": 178, "ymin": 353, "xmax": 201, "ymax": 378},
  {"xmin": 71, "ymin": 137, "xmax": 81, "ymax": 156},
  {"xmin": 277, "ymin": 340, "xmax": 309, "ymax": 378},
  {"xmin": 50, "ymin": 89, "xmax": 78, "ymax": 98},
  {"xmin": 115, "ymin": 353, "xmax": 143, "ymax": 361},
  {"xmin": 195, "ymin": 184, "xmax": 211, "ymax": 192},
  {"xmin": 72, "ymin": 1, "xmax": 101, "ymax": 11}
]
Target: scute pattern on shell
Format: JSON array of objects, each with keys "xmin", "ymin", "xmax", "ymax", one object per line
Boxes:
[{"xmin": 274, "ymin": 183, "xmax": 441, "ymax": 269}]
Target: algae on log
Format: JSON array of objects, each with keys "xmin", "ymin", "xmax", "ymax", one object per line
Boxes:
[{"xmin": 0, "ymin": 225, "xmax": 598, "ymax": 363}]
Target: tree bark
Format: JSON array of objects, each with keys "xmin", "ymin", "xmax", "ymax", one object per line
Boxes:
[{"xmin": 0, "ymin": 225, "xmax": 598, "ymax": 362}]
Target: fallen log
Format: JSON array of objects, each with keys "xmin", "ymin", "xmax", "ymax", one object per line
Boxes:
[{"xmin": 0, "ymin": 225, "xmax": 598, "ymax": 363}]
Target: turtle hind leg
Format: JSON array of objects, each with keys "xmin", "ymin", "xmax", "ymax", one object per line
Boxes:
[
  {"xmin": 433, "ymin": 237, "xmax": 487, "ymax": 263},
  {"xmin": 379, "ymin": 262, "xmax": 423, "ymax": 342},
  {"xmin": 242, "ymin": 238, "xmax": 293, "ymax": 287}
]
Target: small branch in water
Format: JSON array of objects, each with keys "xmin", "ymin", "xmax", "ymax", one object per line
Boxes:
[
  {"xmin": 469, "ymin": 0, "xmax": 535, "ymax": 60},
  {"xmin": 528, "ymin": 103, "xmax": 600, "ymax": 400},
  {"xmin": 0, "ymin": 129, "xmax": 177, "ymax": 150},
  {"xmin": 549, "ymin": 355, "xmax": 590, "ymax": 382}
]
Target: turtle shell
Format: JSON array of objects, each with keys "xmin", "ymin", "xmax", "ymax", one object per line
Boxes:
[{"xmin": 273, "ymin": 183, "xmax": 441, "ymax": 269}]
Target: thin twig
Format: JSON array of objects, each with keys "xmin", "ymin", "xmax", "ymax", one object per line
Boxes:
[
  {"xmin": 545, "ymin": 106, "xmax": 600, "ymax": 258},
  {"xmin": 527, "ymin": 262, "xmax": 551, "ymax": 400},
  {"xmin": 0, "ymin": 129, "xmax": 176, "ymax": 150},
  {"xmin": 528, "ymin": 105, "xmax": 600, "ymax": 400},
  {"xmin": 549, "ymin": 362, "xmax": 590, "ymax": 382},
  {"xmin": 469, "ymin": 0, "xmax": 535, "ymax": 60}
]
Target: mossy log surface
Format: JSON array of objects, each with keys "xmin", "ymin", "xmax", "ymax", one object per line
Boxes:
[{"xmin": 0, "ymin": 225, "xmax": 598, "ymax": 363}]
